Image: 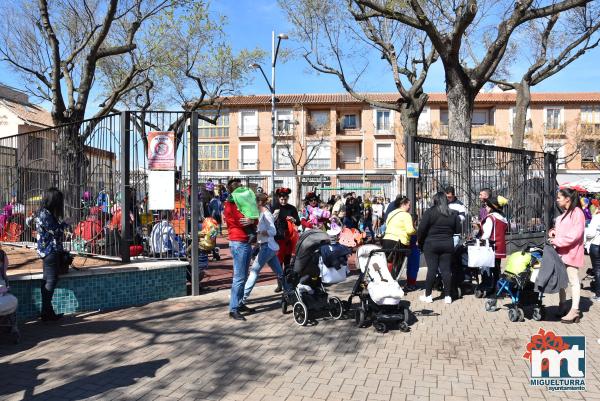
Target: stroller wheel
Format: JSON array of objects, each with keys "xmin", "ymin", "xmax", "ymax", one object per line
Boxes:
[
  {"xmin": 474, "ymin": 289, "xmax": 485, "ymax": 298},
  {"xmin": 293, "ymin": 302, "xmax": 309, "ymax": 326},
  {"xmin": 399, "ymin": 321, "xmax": 410, "ymax": 332},
  {"xmin": 355, "ymin": 306, "xmax": 366, "ymax": 328},
  {"xmin": 518, "ymin": 307, "xmax": 525, "ymax": 322},
  {"xmin": 532, "ymin": 306, "xmax": 545, "ymax": 321},
  {"xmin": 455, "ymin": 286, "xmax": 463, "ymax": 299},
  {"xmin": 328, "ymin": 297, "xmax": 344, "ymax": 320},
  {"xmin": 508, "ymin": 308, "xmax": 520, "ymax": 322},
  {"xmin": 374, "ymin": 322, "xmax": 387, "ymax": 333},
  {"xmin": 281, "ymin": 299, "xmax": 288, "ymax": 314},
  {"xmin": 485, "ymin": 298, "xmax": 497, "ymax": 312}
]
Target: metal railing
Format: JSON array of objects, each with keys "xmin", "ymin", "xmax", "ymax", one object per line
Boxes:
[
  {"xmin": 238, "ymin": 159, "xmax": 260, "ymax": 170},
  {"xmin": 306, "ymin": 158, "xmax": 330, "ymax": 169},
  {"xmin": 407, "ymin": 136, "xmax": 556, "ymax": 236},
  {"xmin": 375, "ymin": 158, "xmax": 394, "ymax": 168},
  {"xmin": 238, "ymin": 127, "xmax": 260, "ymax": 137}
]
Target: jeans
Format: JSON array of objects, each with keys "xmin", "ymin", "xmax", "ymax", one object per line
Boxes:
[
  {"xmin": 242, "ymin": 243, "xmax": 286, "ymax": 304},
  {"xmin": 589, "ymin": 244, "xmax": 600, "ymax": 296},
  {"xmin": 363, "ymin": 221, "xmax": 375, "ymax": 238},
  {"xmin": 343, "ymin": 216, "xmax": 357, "ymax": 229},
  {"xmin": 229, "ymin": 241, "xmax": 252, "ymax": 312},
  {"xmin": 41, "ymin": 252, "xmax": 59, "ymax": 316}
]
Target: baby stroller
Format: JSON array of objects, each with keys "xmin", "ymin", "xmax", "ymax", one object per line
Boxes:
[
  {"xmin": 485, "ymin": 246, "xmax": 544, "ymax": 322},
  {"xmin": 349, "ymin": 244, "xmax": 411, "ymax": 333},
  {"xmin": 281, "ymin": 229, "xmax": 347, "ymax": 326}
]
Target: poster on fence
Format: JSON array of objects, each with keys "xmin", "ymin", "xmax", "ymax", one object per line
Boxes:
[
  {"xmin": 406, "ymin": 162, "xmax": 419, "ymax": 178},
  {"xmin": 148, "ymin": 170, "xmax": 175, "ymax": 210},
  {"xmin": 147, "ymin": 131, "xmax": 175, "ymax": 170}
]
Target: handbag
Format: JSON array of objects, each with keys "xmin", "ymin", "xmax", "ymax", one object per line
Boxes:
[
  {"xmin": 319, "ymin": 256, "xmax": 349, "ymax": 284},
  {"xmin": 467, "ymin": 239, "xmax": 495, "ymax": 268}
]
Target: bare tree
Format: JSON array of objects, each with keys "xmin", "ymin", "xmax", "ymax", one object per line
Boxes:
[
  {"xmin": 277, "ymin": 106, "xmax": 333, "ymax": 206},
  {"xmin": 279, "ymin": 0, "xmax": 437, "ymax": 139},
  {"xmin": 491, "ymin": 5, "xmax": 600, "ymax": 148},
  {"xmin": 354, "ymin": 0, "xmax": 593, "ymax": 142}
]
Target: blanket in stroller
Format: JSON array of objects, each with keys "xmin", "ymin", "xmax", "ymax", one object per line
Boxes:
[{"xmin": 357, "ymin": 245, "xmax": 404, "ymax": 305}]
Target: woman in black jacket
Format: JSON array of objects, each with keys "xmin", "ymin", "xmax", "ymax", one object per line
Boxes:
[{"xmin": 416, "ymin": 191, "xmax": 461, "ymax": 305}]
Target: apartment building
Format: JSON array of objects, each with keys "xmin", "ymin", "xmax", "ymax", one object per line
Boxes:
[{"xmin": 197, "ymin": 92, "xmax": 600, "ymax": 203}]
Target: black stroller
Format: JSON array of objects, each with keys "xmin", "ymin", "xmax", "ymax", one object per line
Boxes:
[{"xmin": 281, "ymin": 230, "xmax": 345, "ymax": 326}]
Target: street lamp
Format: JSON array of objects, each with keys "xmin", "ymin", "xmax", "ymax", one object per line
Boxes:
[{"xmin": 250, "ymin": 31, "xmax": 288, "ymax": 206}]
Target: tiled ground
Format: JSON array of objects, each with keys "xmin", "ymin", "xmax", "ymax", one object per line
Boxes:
[{"xmin": 1, "ymin": 265, "xmax": 599, "ymax": 401}]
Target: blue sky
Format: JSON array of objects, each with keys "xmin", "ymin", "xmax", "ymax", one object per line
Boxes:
[{"xmin": 1, "ymin": 0, "xmax": 599, "ymax": 112}]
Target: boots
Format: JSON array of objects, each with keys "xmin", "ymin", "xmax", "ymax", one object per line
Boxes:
[
  {"xmin": 561, "ymin": 309, "xmax": 581, "ymax": 324},
  {"xmin": 274, "ymin": 278, "xmax": 283, "ymax": 293},
  {"xmin": 40, "ymin": 281, "xmax": 63, "ymax": 322}
]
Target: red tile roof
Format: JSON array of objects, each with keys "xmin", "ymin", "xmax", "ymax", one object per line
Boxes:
[
  {"xmin": 220, "ymin": 92, "xmax": 600, "ymax": 107},
  {"xmin": 0, "ymin": 98, "xmax": 53, "ymax": 127}
]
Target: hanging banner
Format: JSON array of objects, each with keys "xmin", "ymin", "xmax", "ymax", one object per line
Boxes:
[
  {"xmin": 407, "ymin": 162, "xmax": 419, "ymax": 179},
  {"xmin": 147, "ymin": 131, "xmax": 175, "ymax": 170},
  {"xmin": 148, "ymin": 170, "xmax": 175, "ymax": 210}
]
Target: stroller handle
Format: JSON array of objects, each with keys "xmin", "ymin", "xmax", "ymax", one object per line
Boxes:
[{"xmin": 369, "ymin": 248, "xmax": 411, "ymax": 257}]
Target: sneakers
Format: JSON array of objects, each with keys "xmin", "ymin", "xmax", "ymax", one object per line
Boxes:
[
  {"xmin": 592, "ymin": 295, "xmax": 600, "ymax": 302},
  {"xmin": 444, "ymin": 296, "xmax": 452, "ymax": 304},
  {"xmin": 419, "ymin": 294, "xmax": 433, "ymax": 303},
  {"xmin": 404, "ymin": 284, "xmax": 418, "ymax": 292},
  {"xmin": 237, "ymin": 304, "xmax": 256, "ymax": 314}
]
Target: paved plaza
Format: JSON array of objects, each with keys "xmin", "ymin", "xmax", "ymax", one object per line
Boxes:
[{"xmin": 1, "ymin": 267, "xmax": 599, "ymax": 401}]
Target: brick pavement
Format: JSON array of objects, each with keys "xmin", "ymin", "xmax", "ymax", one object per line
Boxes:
[{"xmin": 1, "ymin": 268, "xmax": 599, "ymax": 401}]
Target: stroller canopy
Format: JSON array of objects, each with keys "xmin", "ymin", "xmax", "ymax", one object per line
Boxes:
[{"xmin": 294, "ymin": 229, "xmax": 331, "ymax": 277}]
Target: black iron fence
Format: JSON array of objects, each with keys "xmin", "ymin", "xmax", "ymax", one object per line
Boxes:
[
  {"xmin": 407, "ymin": 136, "xmax": 556, "ymax": 236},
  {"xmin": 0, "ymin": 112, "xmax": 200, "ymax": 267}
]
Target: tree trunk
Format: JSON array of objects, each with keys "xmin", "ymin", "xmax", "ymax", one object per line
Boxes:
[
  {"xmin": 295, "ymin": 172, "xmax": 303, "ymax": 209},
  {"xmin": 511, "ymin": 81, "xmax": 531, "ymax": 149},
  {"xmin": 445, "ymin": 67, "xmax": 474, "ymax": 142},
  {"xmin": 399, "ymin": 102, "xmax": 421, "ymax": 138}
]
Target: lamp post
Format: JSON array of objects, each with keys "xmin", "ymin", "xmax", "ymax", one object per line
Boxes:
[{"xmin": 250, "ymin": 31, "xmax": 288, "ymax": 205}]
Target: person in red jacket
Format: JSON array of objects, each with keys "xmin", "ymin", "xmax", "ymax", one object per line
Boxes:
[
  {"xmin": 223, "ymin": 178, "xmax": 256, "ymax": 321},
  {"xmin": 478, "ymin": 196, "xmax": 508, "ymax": 296}
]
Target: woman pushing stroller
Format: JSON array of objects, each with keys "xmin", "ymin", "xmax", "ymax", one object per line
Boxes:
[{"xmin": 478, "ymin": 196, "xmax": 508, "ymax": 296}]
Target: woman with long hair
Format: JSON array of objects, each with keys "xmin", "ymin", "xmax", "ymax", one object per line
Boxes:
[
  {"xmin": 272, "ymin": 188, "xmax": 300, "ymax": 292},
  {"xmin": 416, "ymin": 192, "xmax": 461, "ymax": 304},
  {"xmin": 35, "ymin": 187, "xmax": 69, "ymax": 321},
  {"xmin": 549, "ymin": 188, "xmax": 586, "ymax": 323}
]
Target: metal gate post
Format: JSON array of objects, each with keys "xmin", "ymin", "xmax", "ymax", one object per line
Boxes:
[
  {"xmin": 119, "ymin": 111, "xmax": 131, "ymax": 263},
  {"xmin": 544, "ymin": 151, "xmax": 557, "ymax": 232},
  {"xmin": 190, "ymin": 111, "xmax": 200, "ymax": 296}
]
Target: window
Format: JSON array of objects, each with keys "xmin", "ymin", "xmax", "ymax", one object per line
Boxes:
[
  {"xmin": 472, "ymin": 139, "xmax": 495, "ymax": 159},
  {"xmin": 510, "ymin": 107, "xmax": 532, "ymax": 134},
  {"xmin": 277, "ymin": 109, "xmax": 293, "ymax": 135},
  {"xmin": 544, "ymin": 140, "xmax": 566, "ymax": 165},
  {"xmin": 581, "ymin": 106, "xmax": 600, "ymax": 124},
  {"xmin": 338, "ymin": 142, "xmax": 360, "ymax": 163},
  {"xmin": 581, "ymin": 141, "xmax": 599, "ymax": 163},
  {"xmin": 418, "ymin": 107, "xmax": 431, "ymax": 134},
  {"xmin": 375, "ymin": 143, "xmax": 394, "ymax": 168},
  {"xmin": 306, "ymin": 141, "xmax": 330, "ymax": 169},
  {"xmin": 376, "ymin": 110, "xmax": 391, "ymax": 131},
  {"xmin": 239, "ymin": 144, "xmax": 258, "ymax": 169},
  {"xmin": 199, "ymin": 144, "xmax": 229, "ymax": 170},
  {"xmin": 275, "ymin": 144, "xmax": 292, "ymax": 168},
  {"xmin": 342, "ymin": 114, "xmax": 358, "ymax": 129},
  {"xmin": 440, "ymin": 110, "xmax": 449, "ymax": 125},
  {"xmin": 27, "ymin": 137, "xmax": 44, "ymax": 160},
  {"xmin": 310, "ymin": 111, "xmax": 329, "ymax": 130},
  {"xmin": 240, "ymin": 110, "xmax": 258, "ymax": 135},
  {"xmin": 472, "ymin": 110, "xmax": 489, "ymax": 126},
  {"xmin": 545, "ymin": 107, "xmax": 563, "ymax": 130},
  {"xmin": 198, "ymin": 111, "xmax": 229, "ymax": 138}
]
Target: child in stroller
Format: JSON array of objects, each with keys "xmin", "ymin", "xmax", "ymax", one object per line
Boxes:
[
  {"xmin": 484, "ymin": 246, "xmax": 544, "ymax": 322},
  {"xmin": 349, "ymin": 244, "xmax": 411, "ymax": 333},
  {"xmin": 281, "ymin": 229, "xmax": 348, "ymax": 326},
  {"xmin": 0, "ymin": 247, "xmax": 19, "ymax": 343}
]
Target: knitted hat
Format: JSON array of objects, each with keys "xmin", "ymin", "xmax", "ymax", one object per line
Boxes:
[{"xmin": 485, "ymin": 195, "xmax": 508, "ymax": 212}]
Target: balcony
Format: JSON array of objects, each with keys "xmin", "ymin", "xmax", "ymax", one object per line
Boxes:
[
  {"xmin": 438, "ymin": 124, "xmax": 500, "ymax": 138},
  {"xmin": 275, "ymin": 161, "xmax": 293, "ymax": 170},
  {"xmin": 580, "ymin": 123, "xmax": 600, "ymax": 137},
  {"xmin": 337, "ymin": 160, "xmax": 361, "ymax": 170},
  {"xmin": 238, "ymin": 159, "xmax": 259, "ymax": 170},
  {"xmin": 306, "ymin": 158, "xmax": 330, "ymax": 170},
  {"xmin": 337, "ymin": 122, "xmax": 361, "ymax": 136},
  {"xmin": 238, "ymin": 127, "xmax": 260, "ymax": 138},
  {"xmin": 375, "ymin": 158, "xmax": 394, "ymax": 169},
  {"xmin": 276, "ymin": 121, "xmax": 296, "ymax": 137},
  {"xmin": 543, "ymin": 123, "xmax": 566, "ymax": 137},
  {"xmin": 374, "ymin": 126, "xmax": 395, "ymax": 136},
  {"xmin": 417, "ymin": 123, "xmax": 432, "ymax": 137}
]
